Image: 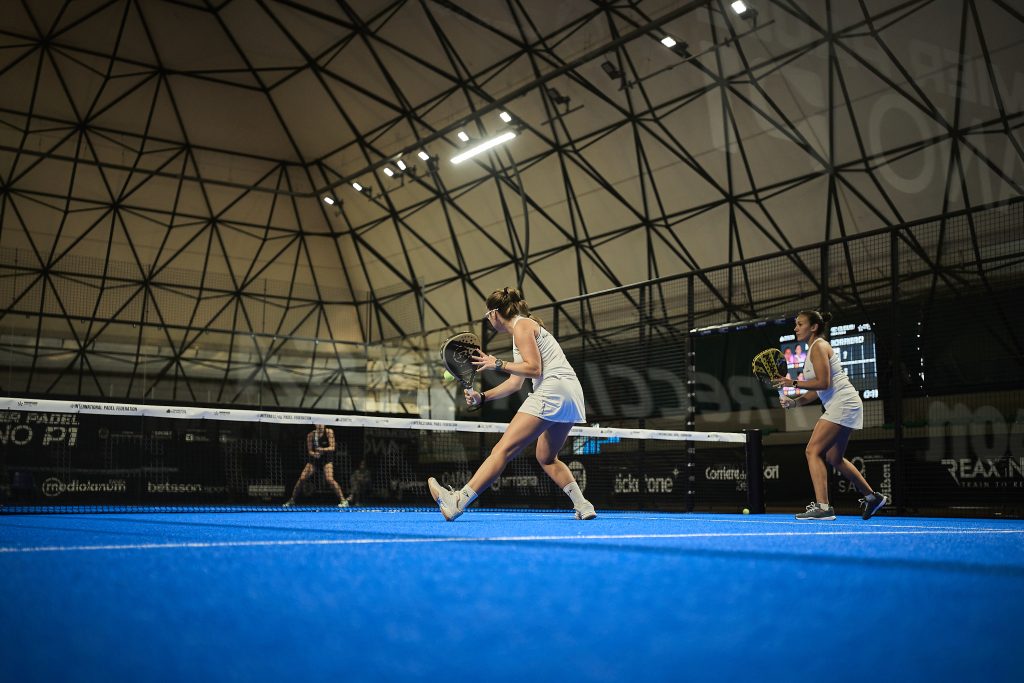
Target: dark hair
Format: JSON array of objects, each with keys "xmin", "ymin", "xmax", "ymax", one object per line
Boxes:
[
  {"xmin": 486, "ymin": 286, "xmax": 545, "ymax": 328},
  {"xmin": 797, "ymin": 309, "xmax": 833, "ymax": 338}
]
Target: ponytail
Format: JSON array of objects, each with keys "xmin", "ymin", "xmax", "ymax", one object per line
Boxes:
[{"xmin": 486, "ymin": 286, "xmax": 545, "ymax": 328}]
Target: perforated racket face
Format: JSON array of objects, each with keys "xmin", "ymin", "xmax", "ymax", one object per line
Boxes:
[
  {"xmin": 440, "ymin": 332, "xmax": 481, "ymax": 390},
  {"xmin": 752, "ymin": 348, "xmax": 788, "ymax": 387}
]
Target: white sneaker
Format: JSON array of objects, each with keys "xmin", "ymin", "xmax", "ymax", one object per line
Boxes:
[
  {"xmin": 427, "ymin": 477, "xmax": 465, "ymax": 522},
  {"xmin": 283, "ymin": 500, "xmax": 294, "ymax": 508},
  {"xmin": 574, "ymin": 500, "xmax": 597, "ymax": 520},
  {"xmin": 338, "ymin": 499, "xmax": 350, "ymax": 508}
]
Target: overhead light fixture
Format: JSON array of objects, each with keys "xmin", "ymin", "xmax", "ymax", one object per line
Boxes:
[
  {"xmin": 731, "ymin": 0, "xmax": 758, "ymax": 21},
  {"xmin": 396, "ymin": 159, "xmax": 407, "ymax": 171},
  {"xmin": 499, "ymin": 111, "xmax": 512, "ymax": 123},
  {"xmin": 457, "ymin": 130, "xmax": 470, "ymax": 142},
  {"xmin": 322, "ymin": 196, "xmax": 335, "ymax": 206},
  {"xmin": 418, "ymin": 151, "xmax": 430, "ymax": 161},
  {"xmin": 670, "ymin": 40, "xmax": 690, "ymax": 56},
  {"xmin": 383, "ymin": 167, "xmax": 394, "ymax": 177},
  {"xmin": 352, "ymin": 182, "xmax": 363, "ymax": 192},
  {"xmin": 661, "ymin": 36, "xmax": 677, "ymax": 48},
  {"xmin": 450, "ymin": 131, "xmax": 517, "ymax": 165},
  {"xmin": 600, "ymin": 60, "xmax": 623, "ymax": 80}
]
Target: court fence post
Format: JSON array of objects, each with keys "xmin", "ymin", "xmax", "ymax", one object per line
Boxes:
[{"xmin": 743, "ymin": 429, "xmax": 765, "ymax": 514}]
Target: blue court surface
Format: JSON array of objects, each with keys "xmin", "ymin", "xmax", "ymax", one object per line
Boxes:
[{"xmin": 2, "ymin": 509, "xmax": 1023, "ymax": 683}]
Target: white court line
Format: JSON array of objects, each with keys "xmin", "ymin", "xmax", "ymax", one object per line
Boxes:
[
  {"xmin": 286, "ymin": 509, "xmax": 1018, "ymax": 533},
  {"xmin": 451, "ymin": 512, "xmax": 1022, "ymax": 533},
  {"xmin": 2, "ymin": 529, "xmax": 1023, "ymax": 554},
  {"xmin": 583, "ymin": 515, "xmax": 1021, "ymax": 532},
  {"xmin": 12, "ymin": 510, "xmax": 1016, "ymax": 534}
]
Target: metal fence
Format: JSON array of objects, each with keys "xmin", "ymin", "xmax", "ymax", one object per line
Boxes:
[
  {"xmin": 3, "ymin": 197, "xmax": 1022, "ymax": 515},
  {"xmin": 496, "ymin": 198, "xmax": 1024, "ymax": 516}
]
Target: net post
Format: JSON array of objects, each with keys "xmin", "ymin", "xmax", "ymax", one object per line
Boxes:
[{"xmin": 743, "ymin": 429, "xmax": 765, "ymax": 514}]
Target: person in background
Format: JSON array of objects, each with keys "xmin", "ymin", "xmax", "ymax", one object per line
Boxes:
[
  {"xmin": 792, "ymin": 343, "xmax": 807, "ymax": 365},
  {"xmin": 349, "ymin": 459, "xmax": 372, "ymax": 507},
  {"xmin": 284, "ymin": 423, "xmax": 349, "ymax": 508}
]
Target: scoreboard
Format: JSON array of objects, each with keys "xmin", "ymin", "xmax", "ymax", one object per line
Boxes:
[{"xmin": 779, "ymin": 322, "xmax": 879, "ymax": 400}]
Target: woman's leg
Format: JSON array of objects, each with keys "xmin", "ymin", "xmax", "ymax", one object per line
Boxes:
[
  {"xmin": 824, "ymin": 427, "xmax": 873, "ymax": 496},
  {"xmin": 534, "ymin": 421, "xmax": 576, "ymax": 488},
  {"xmin": 467, "ymin": 412, "xmax": 551, "ymax": 494},
  {"xmin": 287, "ymin": 463, "xmax": 314, "ymax": 503},
  {"xmin": 323, "ymin": 462, "xmax": 347, "ymax": 502},
  {"xmin": 804, "ymin": 419, "xmax": 846, "ymax": 505},
  {"xmin": 535, "ymin": 421, "xmax": 595, "ymax": 517}
]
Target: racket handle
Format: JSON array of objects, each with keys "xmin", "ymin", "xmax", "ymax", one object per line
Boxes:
[{"xmin": 463, "ymin": 385, "xmax": 482, "ymax": 411}]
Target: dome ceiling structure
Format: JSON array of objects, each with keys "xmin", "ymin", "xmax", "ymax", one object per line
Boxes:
[{"xmin": 1, "ymin": 0, "xmax": 1022, "ymax": 404}]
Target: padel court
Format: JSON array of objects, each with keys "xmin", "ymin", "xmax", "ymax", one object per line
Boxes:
[{"xmin": 3, "ymin": 509, "xmax": 1022, "ymax": 682}]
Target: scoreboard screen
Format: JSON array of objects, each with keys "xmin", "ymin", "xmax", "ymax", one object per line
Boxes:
[{"xmin": 779, "ymin": 322, "xmax": 879, "ymax": 400}]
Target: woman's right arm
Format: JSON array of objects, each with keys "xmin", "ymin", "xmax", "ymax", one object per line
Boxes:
[
  {"xmin": 476, "ymin": 375, "xmax": 526, "ymax": 403},
  {"xmin": 795, "ymin": 390, "xmax": 819, "ymax": 405}
]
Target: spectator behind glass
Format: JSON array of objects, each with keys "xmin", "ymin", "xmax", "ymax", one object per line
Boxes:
[{"xmin": 349, "ymin": 459, "xmax": 372, "ymax": 507}]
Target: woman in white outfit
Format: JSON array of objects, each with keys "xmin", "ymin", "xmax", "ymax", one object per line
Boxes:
[
  {"xmin": 776, "ymin": 310, "xmax": 888, "ymax": 520},
  {"xmin": 427, "ymin": 287, "xmax": 596, "ymax": 522}
]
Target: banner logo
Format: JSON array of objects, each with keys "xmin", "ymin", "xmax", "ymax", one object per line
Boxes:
[
  {"xmin": 0, "ymin": 412, "xmax": 79, "ymax": 447},
  {"xmin": 42, "ymin": 477, "xmax": 127, "ymax": 497},
  {"xmin": 146, "ymin": 482, "xmax": 205, "ymax": 493},
  {"xmin": 941, "ymin": 457, "xmax": 1024, "ymax": 488}
]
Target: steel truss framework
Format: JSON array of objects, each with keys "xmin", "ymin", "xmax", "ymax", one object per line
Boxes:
[{"xmin": 0, "ymin": 0, "xmax": 1022, "ymax": 410}]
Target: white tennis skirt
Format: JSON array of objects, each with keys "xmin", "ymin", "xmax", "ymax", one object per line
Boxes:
[
  {"xmin": 820, "ymin": 391, "xmax": 863, "ymax": 430},
  {"xmin": 518, "ymin": 376, "xmax": 586, "ymax": 424}
]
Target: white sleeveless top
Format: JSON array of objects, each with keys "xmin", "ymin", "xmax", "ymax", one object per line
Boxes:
[
  {"xmin": 510, "ymin": 317, "xmax": 586, "ymax": 423},
  {"xmin": 802, "ymin": 337, "xmax": 863, "ymax": 429},
  {"xmin": 511, "ymin": 318, "xmax": 578, "ymax": 391}
]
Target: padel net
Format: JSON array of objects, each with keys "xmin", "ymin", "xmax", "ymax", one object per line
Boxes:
[{"xmin": 0, "ymin": 397, "xmax": 764, "ymax": 515}]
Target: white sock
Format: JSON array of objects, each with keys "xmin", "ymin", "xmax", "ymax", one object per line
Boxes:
[
  {"xmin": 563, "ymin": 482, "xmax": 586, "ymax": 507},
  {"xmin": 458, "ymin": 485, "xmax": 477, "ymax": 510},
  {"xmin": 817, "ymin": 502, "xmax": 830, "ymax": 509}
]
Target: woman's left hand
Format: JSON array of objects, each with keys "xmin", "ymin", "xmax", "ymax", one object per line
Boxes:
[{"xmin": 470, "ymin": 350, "xmax": 498, "ymax": 371}]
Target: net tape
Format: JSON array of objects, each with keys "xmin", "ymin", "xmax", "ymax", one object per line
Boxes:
[{"xmin": 0, "ymin": 398, "xmax": 746, "ymax": 444}]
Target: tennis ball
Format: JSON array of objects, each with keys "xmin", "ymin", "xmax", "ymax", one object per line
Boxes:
[
  {"xmin": 442, "ymin": 370, "xmax": 455, "ymax": 382},
  {"xmin": 742, "ymin": 508, "xmax": 750, "ymax": 515}
]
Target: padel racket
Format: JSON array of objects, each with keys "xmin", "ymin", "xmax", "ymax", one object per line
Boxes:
[
  {"xmin": 440, "ymin": 331, "xmax": 482, "ymax": 411},
  {"xmin": 752, "ymin": 347, "xmax": 788, "ymax": 402}
]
